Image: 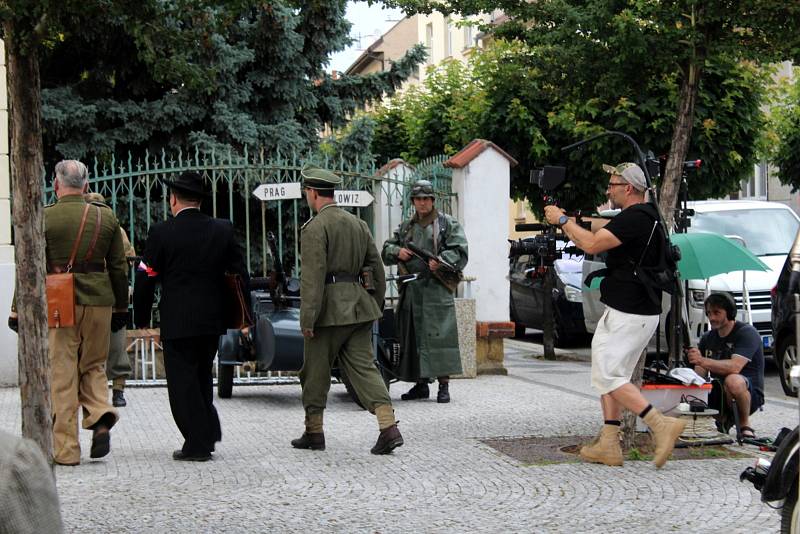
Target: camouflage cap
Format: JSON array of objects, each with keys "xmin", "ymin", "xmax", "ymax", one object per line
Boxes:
[
  {"xmin": 84, "ymin": 192, "xmax": 105, "ymax": 204},
  {"xmin": 602, "ymin": 162, "xmax": 647, "ymax": 192},
  {"xmin": 301, "ymin": 164, "xmax": 342, "ymax": 190},
  {"xmin": 409, "ymin": 179, "xmax": 435, "ymax": 199}
]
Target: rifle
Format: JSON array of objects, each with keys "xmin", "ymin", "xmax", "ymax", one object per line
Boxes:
[
  {"xmin": 265, "ymin": 231, "xmax": 288, "ymax": 307},
  {"xmin": 403, "ymin": 242, "xmax": 462, "ymax": 292},
  {"xmin": 405, "ymin": 242, "xmax": 458, "ymax": 272}
]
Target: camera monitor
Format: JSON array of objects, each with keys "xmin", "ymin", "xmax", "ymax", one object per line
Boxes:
[{"xmin": 530, "ymin": 166, "xmax": 566, "ymax": 191}]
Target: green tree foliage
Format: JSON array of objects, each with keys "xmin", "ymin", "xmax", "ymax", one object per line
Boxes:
[
  {"xmin": 369, "ymin": 40, "xmax": 769, "ymax": 212},
  {"xmin": 771, "ymin": 69, "xmax": 800, "ymax": 190},
  {"xmin": 383, "ymin": 0, "xmax": 800, "ymax": 219},
  {"xmin": 32, "ymin": 2, "xmax": 426, "ymax": 166}
]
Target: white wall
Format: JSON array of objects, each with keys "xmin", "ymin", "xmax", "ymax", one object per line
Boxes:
[
  {"xmin": 452, "ymin": 148, "xmax": 510, "ymax": 322},
  {"xmin": 374, "ymin": 161, "xmax": 412, "ymax": 300},
  {"xmin": 0, "ymin": 38, "xmax": 17, "ymax": 385}
]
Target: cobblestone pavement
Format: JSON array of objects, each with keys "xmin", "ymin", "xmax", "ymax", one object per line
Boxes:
[{"xmin": 0, "ymin": 340, "xmax": 794, "ymax": 533}]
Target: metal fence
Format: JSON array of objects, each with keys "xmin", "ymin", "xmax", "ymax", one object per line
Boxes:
[
  {"xmin": 43, "ymin": 148, "xmax": 455, "ymax": 278},
  {"xmin": 40, "ymin": 146, "xmax": 455, "ymax": 385}
]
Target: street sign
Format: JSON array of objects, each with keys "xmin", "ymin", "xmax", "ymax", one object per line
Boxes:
[
  {"xmin": 335, "ymin": 190, "xmax": 374, "ymax": 207},
  {"xmin": 252, "ymin": 182, "xmax": 302, "ymax": 201}
]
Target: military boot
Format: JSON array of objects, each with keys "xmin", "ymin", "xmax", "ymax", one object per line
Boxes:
[
  {"xmin": 579, "ymin": 424, "xmax": 623, "ymax": 466},
  {"xmin": 291, "ymin": 412, "xmax": 325, "ymax": 451},
  {"xmin": 643, "ymin": 409, "xmax": 687, "ymax": 468},
  {"xmin": 400, "ymin": 381, "xmax": 429, "ymax": 401},
  {"xmin": 437, "ymin": 381, "xmax": 450, "ymax": 403},
  {"xmin": 112, "ymin": 389, "xmax": 127, "ymax": 407},
  {"xmin": 371, "ymin": 425, "xmax": 404, "ymax": 454}
]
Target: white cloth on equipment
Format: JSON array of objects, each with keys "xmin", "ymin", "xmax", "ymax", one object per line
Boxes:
[
  {"xmin": 591, "ymin": 307, "xmax": 660, "ymax": 394},
  {"xmin": 668, "ymin": 367, "xmax": 709, "ymax": 386}
]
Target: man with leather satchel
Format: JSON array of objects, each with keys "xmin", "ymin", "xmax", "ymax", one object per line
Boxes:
[
  {"xmin": 381, "ymin": 180, "xmax": 469, "ymax": 404},
  {"xmin": 133, "ymin": 171, "xmax": 249, "ymax": 462},
  {"xmin": 8, "ymin": 160, "xmax": 128, "ymax": 466}
]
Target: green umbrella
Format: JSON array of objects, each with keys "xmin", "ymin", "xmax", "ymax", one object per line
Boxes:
[{"xmin": 670, "ymin": 231, "xmax": 769, "ymax": 280}]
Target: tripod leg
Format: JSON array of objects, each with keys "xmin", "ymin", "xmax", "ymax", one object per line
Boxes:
[{"xmin": 731, "ymin": 398, "xmax": 742, "ymax": 445}]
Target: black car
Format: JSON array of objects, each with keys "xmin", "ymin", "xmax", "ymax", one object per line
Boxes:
[
  {"xmin": 509, "ymin": 244, "xmax": 587, "ymax": 346},
  {"xmin": 771, "ymin": 235, "xmax": 800, "ymax": 397}
]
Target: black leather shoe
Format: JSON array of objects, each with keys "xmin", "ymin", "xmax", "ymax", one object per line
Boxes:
[
  {"xmin": 172, "ymin": 450, "xmax": 212, "ymax": 462},
  {"xmin": 90, "ymin": 429, "xmax": 111, "ymax": 459},
  {"xmin": 112, "ymin": 389, "xmax": 127, "ymax": 407},
  {"xmin": 291, "ymin": 432, "xmax": 325, "ymax": 451},
  {"xmin": 371, "ymin": 424, "xmax": 404, "ymax": 455},
  {"xmin": 400, "ymin": 382, "xmax": 429, "ymax": 401},
  {"xmin": 437, "ymin": 382, "xmax": 450, "ymax": 404}
]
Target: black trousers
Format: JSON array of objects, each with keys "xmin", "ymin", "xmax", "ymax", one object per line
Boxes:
[{"xmin": 162, "ymin": 335, "xmax": 221, "ymax": 455}]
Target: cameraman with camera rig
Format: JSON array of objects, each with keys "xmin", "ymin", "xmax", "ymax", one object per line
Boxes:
[{"xmin": 544, "ymin": 162, "xmax": 685, "ymax": 468}]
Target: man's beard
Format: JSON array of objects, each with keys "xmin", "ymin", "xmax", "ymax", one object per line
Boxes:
[{"xmin": 607, "ymin": 196, "xmax": 619, "ymax": 209}]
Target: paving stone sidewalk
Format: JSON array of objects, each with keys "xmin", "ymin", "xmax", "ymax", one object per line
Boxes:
[{"xmin": 0, "ymin": 340, "xmax": 794, "ymax": 533}]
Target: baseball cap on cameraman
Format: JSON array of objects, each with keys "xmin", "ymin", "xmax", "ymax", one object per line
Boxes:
[{"xmin": 602, "ymin": 162, "xmax": 647, "ymax": 192}]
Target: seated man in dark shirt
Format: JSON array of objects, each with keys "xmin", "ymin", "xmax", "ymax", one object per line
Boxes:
[{"xmin": 687, "ymin": 292, "xmax": 765, "ymax": 438}]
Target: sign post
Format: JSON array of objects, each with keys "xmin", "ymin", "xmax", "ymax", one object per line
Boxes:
[
  {"xmin": 252, "ymin": 182, "xmax": 302, "ymax": 201},
  {"xmin": 335, "ymin": 190, "xmax": 374, "ymax": 208}
]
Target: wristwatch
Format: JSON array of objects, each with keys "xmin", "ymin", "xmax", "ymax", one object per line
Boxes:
[{"xmin": 557, "ymin": 214, "xmax": 569, "ymax": 227}]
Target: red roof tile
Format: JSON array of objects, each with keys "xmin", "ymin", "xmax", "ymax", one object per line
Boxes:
[{"xmin": 444, "ymin": 139, "xmax": 518, "ymax": 169}]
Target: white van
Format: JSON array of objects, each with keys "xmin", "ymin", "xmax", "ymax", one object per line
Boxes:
[{"xmin": 582, "ymin": 200, "xmax": 800, "ymax": 351}]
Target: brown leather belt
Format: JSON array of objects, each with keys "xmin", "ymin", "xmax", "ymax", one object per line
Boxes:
[{"xmin": 48, "ymin": 262, "xmax": 106, "ymax": 274}]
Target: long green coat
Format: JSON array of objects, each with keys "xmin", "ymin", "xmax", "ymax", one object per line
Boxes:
[{"xmin": 381, "ymin": 209, "xmax": 468, "ymax": 380}]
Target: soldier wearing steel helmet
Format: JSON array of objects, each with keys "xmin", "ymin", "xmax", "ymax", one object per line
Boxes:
[
  {"xmin": 292, "ymin": 164, "xmax": 403, "ymax": 455},
  {"xmin": 381, "ymin": 179, "xmax": 468, "ymax": 403}
]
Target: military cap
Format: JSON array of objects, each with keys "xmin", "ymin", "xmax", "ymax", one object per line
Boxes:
[
  {"xmin": 84, "ymin": 192, "xmax": 106, "ymax": 204},
  {"xmin": 301, "ymin": 164, "xmax": 342, "ymax": 190},
  {"xmin": 409, "ymin": 179, "xmax": 435, "ymax": 199},
  {"xmin": 602, "ymin": 162, "xmax": 647, "ymax": 192}
]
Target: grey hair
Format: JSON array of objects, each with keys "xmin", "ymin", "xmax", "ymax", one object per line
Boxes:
[{"xmin": 55, "ymin": 160, "xmax": 88, "ymax": 189}]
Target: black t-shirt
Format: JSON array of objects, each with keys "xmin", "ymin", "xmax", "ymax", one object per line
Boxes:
[
  {"xmin": 698, "ymin": 321, "xmax": 765, "ymax": 399},
  {"xmin": 600, "ymin": 204, "xmax": 662, "ymax": 315}
]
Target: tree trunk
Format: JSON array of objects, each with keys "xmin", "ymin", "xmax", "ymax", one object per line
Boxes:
[
  {"xmin": 542, "ymin": 268, "xmax": 556, "ymax": 360},
  {"xmin": 621, "ymin": 348, "xmax": 647, "ymax": 450},
  {"xmin": 4, "ymin": 25, "xmax": 53, "ymax": 461},
  {"xmin": 658, "ymin": 60, "xmax": 704, "ymax": 228}
]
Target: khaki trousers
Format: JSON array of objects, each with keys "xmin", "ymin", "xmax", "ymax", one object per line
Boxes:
[
  {"xmin": 49, "ymin": 305, "xmax": 119, "ymax": 464},
  {"xmin": 300, "ymin": 322, "xmax": 392, "ymax": 417}
]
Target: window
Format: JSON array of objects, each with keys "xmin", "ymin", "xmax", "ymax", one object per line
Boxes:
[
  {"xmin": 689, "ymin": 208, "xmax": 800, "ymax": 256},
  {"xmin": 425, "ymin": 23, "xmax": 433, "ymax": 64},
  {"xmin": 446, "ymin": 20, "xmax": 454, "ymax": 56},
  {"xmin": 464, "ymin": 25, "xmax": 474, "ymax": 48},
  {"xmin": 740, "ymin": 161, "xmax": 768, "ymax": 200}
]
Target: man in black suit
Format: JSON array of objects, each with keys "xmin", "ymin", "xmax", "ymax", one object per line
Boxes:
[{"xmin": 133, "ymin": 171, "xmax": 249, "ymax": 461}]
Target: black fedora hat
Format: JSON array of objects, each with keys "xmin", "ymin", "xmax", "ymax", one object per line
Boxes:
[{"xmin": 160, "ymin": 171, "xmax": 209, "ymax": 197}]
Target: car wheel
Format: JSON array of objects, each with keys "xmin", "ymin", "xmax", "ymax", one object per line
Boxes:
[
  {"xmin": 780, "ymin": 482, "xmax": 798, "ymax": 534},
  {"xmin": 776, "ymin": 334, "xmax": 799, "ymax": 398},
  {"xmin": 217, "ymin": 363, "xmax": 234, "ymax": 399}
]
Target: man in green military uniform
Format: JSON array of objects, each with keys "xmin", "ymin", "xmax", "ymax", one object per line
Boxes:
[
  {"xmin": 292, "ymin": 165, "xmax": 403, "ymax": 455},
  {"xmin": 9, "ymin": 160, "xmax": 128, "ymax": 465},
  {"xmin": 382, "ymin": 180, "xmax": 468, "ymax": 403}
]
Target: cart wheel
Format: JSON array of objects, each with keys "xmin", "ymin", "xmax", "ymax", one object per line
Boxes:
[{"xmin": 217, "ymin": 364, "xmax": 234, "ymax": 399}]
